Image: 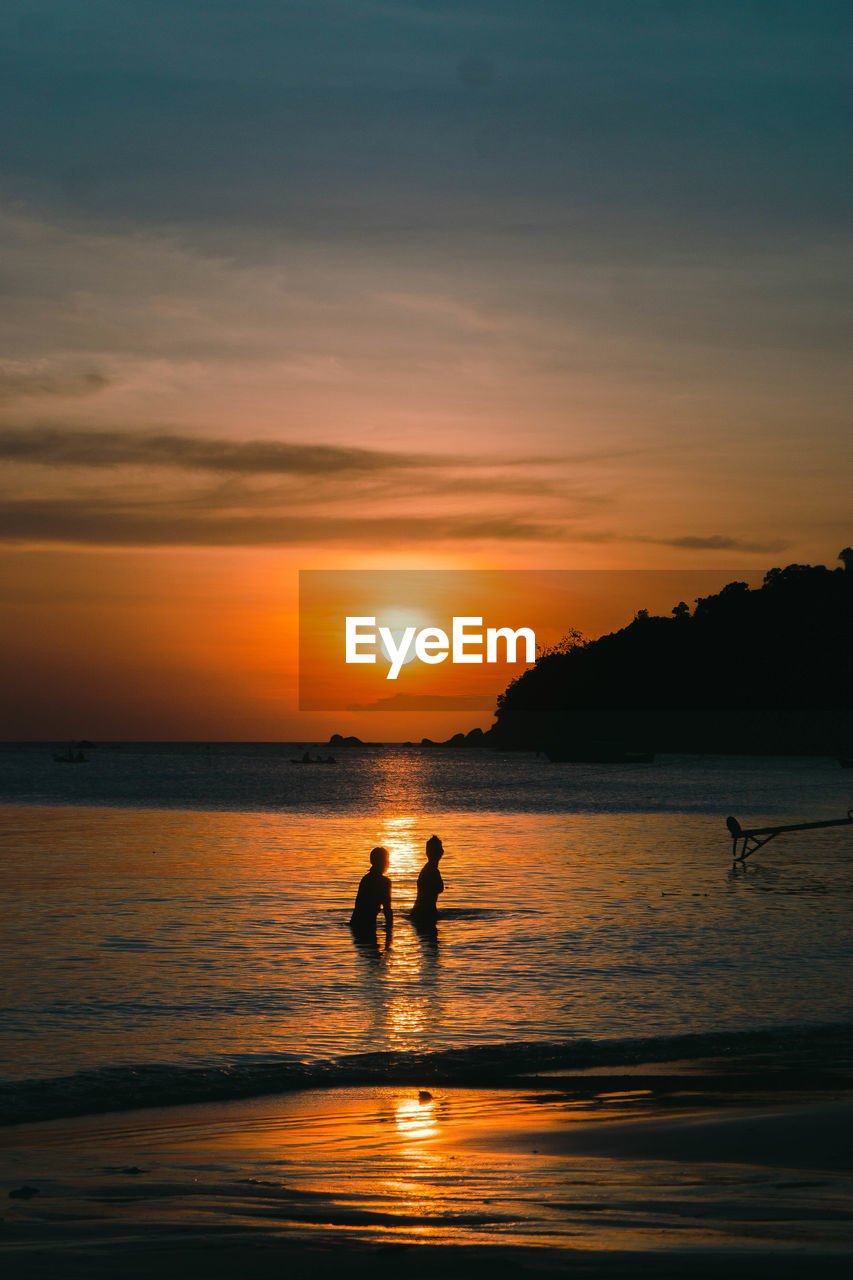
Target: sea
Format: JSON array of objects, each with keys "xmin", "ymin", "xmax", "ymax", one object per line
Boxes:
[{"xmin": 2, "ymin": 743, "xmax": 853, "ymax": 1126}]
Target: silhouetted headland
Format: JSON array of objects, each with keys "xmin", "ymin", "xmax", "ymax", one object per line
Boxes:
[
  {"xmin": 458, "ymin": 552, "xmax": 853, "ymax": 757},
  {"xmin": 327, "ymin": 733, "xmax": 384, "ymax": 748}
]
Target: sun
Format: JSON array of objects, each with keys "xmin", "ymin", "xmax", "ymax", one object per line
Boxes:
[{"xmin": 374, "ymin": 605, "xmax": 436, "ymax": 670}]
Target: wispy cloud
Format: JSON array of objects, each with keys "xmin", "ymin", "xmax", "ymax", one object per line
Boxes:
[
  {"xmin": 0, "ymin": 427, "xmax": 454, "ymax": 475},
  {"xmin": 645, "ymin": 534, "xmax": 790, "ymax": 554},
  {"xmin": 0, "ymin": 425, "xmax": 620, "ymax": 483},
  {"xmin": 0, "ymin": 496, "xmax": 563, "ymax": 548},
  {"xmin": 0, "ymin": 425, "xmax": 614, "ymax": 546},
  {"xmin": 0, "ymin": 425, "xmax": 586, "ymax": 501},
  {"xmin": 0, "ymin": 372, "xmax": 109, "ymax": 404}
]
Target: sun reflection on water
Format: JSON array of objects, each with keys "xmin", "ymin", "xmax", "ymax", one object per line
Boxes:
[
  {"xmin": 350, "ymin": 917, "xmax": 443, "ymax": 1054},
  {"xmin": 394, "ymin": 1095, "xmax": 440, "ymax": 1144},
  {"xmin": 377, "ymin": 814, "xmax": 423, "ymax": 876}
]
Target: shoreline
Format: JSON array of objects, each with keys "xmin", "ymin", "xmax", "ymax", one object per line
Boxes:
[{"xmin": 5, "ymin": 1018, "xmax": 853, "ymax": 1128}]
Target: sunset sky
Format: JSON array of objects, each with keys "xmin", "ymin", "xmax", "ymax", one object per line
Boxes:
[{"xmin": 1, "ymin": 2, "xmax": 850, "ymax": 740}]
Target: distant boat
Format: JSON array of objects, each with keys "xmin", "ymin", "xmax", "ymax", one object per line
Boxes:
[
  {"xmin": 290, "ymin": 755, "xmax": 337, "ymax": 765},
  {"xmin": 53, "ymin": 746, "xmax": 87, "ymax": 764}
]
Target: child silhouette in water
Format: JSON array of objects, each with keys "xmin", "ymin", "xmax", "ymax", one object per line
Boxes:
[
  {"xmin": 350, "ymin": 846, "xmax": 393, "ymax": 934},
  {"xmin": 408, "ymin": 835, "xmax": 444, "ymax": 926}
]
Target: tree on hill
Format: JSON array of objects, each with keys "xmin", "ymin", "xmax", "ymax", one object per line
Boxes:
[{"xmin": 490, "ymin": 554, "xmax": 853, "ymax": 755}]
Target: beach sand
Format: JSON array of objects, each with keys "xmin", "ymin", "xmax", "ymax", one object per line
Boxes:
[{"xmin": 3, "ymin": 1071, "xmax": 853, "ymax": 1278}]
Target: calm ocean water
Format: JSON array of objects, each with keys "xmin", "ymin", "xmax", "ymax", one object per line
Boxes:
[{"xmin": 1, "ymin": 744, "xmax": 852, "ymax": 1123}]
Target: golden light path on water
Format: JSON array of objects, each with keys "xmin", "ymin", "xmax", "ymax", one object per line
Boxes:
[
  {"xmin": 376, "ymin": 814, "xmax": 424, "ymax": 876},
  {"xmin": 354, "ymin": 754, "xmax": 449, "ymax": 1048}
]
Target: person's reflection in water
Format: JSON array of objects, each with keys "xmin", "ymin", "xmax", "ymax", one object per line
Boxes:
[
  {"xmin": 350, "ymin": 845, "xmax": 393, "ymax": 940},
  {"xmin": 408, "ymin": 834, "xmax": 445, "ymax": 931},
  {"xmin": 351, "ymin": 930, "xmax": 385, "ymax": 967}
]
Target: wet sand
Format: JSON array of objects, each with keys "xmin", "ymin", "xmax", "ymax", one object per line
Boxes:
[{"xmin": 3, "ymin": 1073, "xmax": 853, "ymax": 1277}]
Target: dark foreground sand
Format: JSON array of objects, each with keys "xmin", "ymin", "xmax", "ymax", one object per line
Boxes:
[{"xmin": 3, "ymin": 1076, "xmax": 853, "ymax": 1278}]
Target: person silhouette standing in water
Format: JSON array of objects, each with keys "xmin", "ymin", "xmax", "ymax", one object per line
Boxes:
[
  {"xmin": 350, "ymin": 846, "xmax": 393, "ymax": 937},
  {"xmin": 408, "ymin": 835, "xmax": 444, "ymax": 927}
]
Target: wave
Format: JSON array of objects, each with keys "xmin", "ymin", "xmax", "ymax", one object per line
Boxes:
[{"xmin": 4, "ymin": 1021, "xmax": 853, "ymax": 1128}]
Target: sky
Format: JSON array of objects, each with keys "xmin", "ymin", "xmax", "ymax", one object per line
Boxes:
[{"xmin": 1, "ymin": 1, "xmax": 851, "ymax": 739}]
